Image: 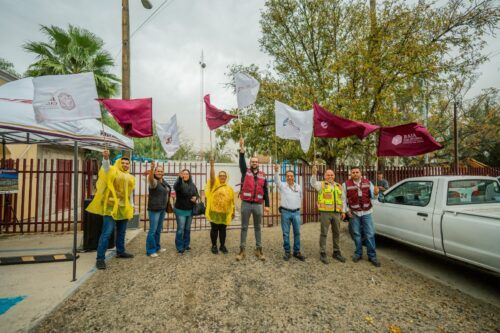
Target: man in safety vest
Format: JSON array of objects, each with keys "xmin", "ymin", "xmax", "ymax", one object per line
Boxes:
[
  {"xmin": 236, "ymin": 138, "xmax": 270, "ymax": 261},
  {"xmin": 311, "ymin": 165, "xmax": 346, "ymax": 264},
  {"xmin": 342, "ymin": 167, "xmax": 381, "ymax": 267}
]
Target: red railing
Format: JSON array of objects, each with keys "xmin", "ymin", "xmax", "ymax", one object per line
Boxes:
[{"xmin": 0, "ymin": 158, "xmax": 498, "ymax": 234}]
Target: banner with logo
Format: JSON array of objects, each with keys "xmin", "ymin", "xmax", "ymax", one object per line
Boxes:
[
  {"xmin": 204, "ymin": 94, "xmax": 238, "ymax": 130},
  {"xmin": 32, "ymin": 72, "xmax": 100, "ymax": 123},
  {"xmin": 234, "ymin": 72, "xmax": 260, "ymax": 109},
  {"xmin": 377, "ymin": 123, "xmax": 443, "ymax": 157},
  {"xmin": 98, "ymin": 98, "xmax": 153, "ymax": 138},
  {"xmin": 274, "ymin": 100, "xmax": 313, "ymax": 153},
  {"xmin": 156, "ymin": 115, "xmax": 180, "ymax": 158},
  {"xmin": 313, "ymin": 103, "xmax": 379, "ymax": 139}
]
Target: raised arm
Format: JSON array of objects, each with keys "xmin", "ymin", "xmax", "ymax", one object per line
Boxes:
[
  {"xmin": 273, "ymin": 164, "xmax": 283, "ymax": 192},
  {"xmin": 148, "ymin": 160, "xmax": 158, "ymax": 189},
  {"xmin": 310, "ymin": 164, "xmax": 322, "ymax": 192},
  {"xmin": 102, "ymin": 149, "xmax": 111, "ymax": 173},
  {"xmin": 239, "ymin": 138, "xmax": 247, "ymax": 175}
]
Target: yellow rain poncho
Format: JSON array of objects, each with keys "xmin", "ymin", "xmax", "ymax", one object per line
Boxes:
[
  {"xmin": 86, "ymin": 158, "xmax": 135, "ymax": 220},
  {"xmin": 205, "ymin": 172, "xmax": 235, "ymax": 225}
]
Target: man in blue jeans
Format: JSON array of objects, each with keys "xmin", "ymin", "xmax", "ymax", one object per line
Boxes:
[
  {"xmin": 342, "ymin": 167, "xmax": 381, "ymax": 267},
  {"xmin": 273, "ymin": 164, "xmax": 305, "ymax": 261},
  {"xmin": 87, "ymin": 149, "xmax": 135, "ymax": 270}
]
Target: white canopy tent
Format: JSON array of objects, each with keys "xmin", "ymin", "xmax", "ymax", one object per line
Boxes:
[
  {"xmin": 0, "ymin": 78, "xmax": 133, "ymax": 281},
  {"xmin": 0, "ymin": 78, "xmax": 133, "ymax": 150}
]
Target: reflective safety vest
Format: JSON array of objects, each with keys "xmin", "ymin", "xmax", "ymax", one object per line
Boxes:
[
  {"xmin": 345, "ymin": 178, "xmax": 372, "ymax": 212},
  {"xmin": 240, "ymin": 169, "xmax": 266, "ymax": 204},
  {"xmin": 317, "ymin": 181, "xmax": 343, "ymax": 212}
]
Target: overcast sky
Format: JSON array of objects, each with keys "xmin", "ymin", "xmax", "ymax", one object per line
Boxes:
[{"xmin": 0, "ymin": 0, "xmax": 498, "ymax": 151}]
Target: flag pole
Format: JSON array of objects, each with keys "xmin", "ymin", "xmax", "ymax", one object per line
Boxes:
[
  {"xmin": 238, "ymin": 105, "xmax": 247, "ymax": 139},
  {"xmin": 150, "ymin": 120, "xmax": 154, "ymax": 159},
  {"xmin": 313, "ymin": 137, "xmax": 316, "ymax": 165},
  {"xmin": 210, "ymin": 129, "xmax": 213, "ymax": 158},
  {"xmin": 100, "ymin": 117, "xmax": 108, "ymax": 150},
  {"xmin": 274, "ymin": 134, "xmax": 278, "ymax": 164}
]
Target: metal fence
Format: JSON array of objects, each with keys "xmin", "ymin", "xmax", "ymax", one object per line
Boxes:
[{"xmin": 0, "ymin": 158, "xmax": 498, "ymax": 234}]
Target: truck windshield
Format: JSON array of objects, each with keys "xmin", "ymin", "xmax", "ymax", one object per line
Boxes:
[{"xmin": 447, "ymin": 179, "xmax": 500, "ymax": 205}]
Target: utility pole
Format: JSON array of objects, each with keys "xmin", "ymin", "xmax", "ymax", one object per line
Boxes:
[
  {"xmin": 199, "ymin": 51, "xmax": 206, "ymax": 158},
  {"xmin": 122, "ymin": 0, "xmax": 130, "ymax": 99},
  {"xmin": 122, "ymin": 0, "xmax": 153, "ymax": 100},
  {"xmin": 453, "ymin": 101, "xmax": 459, "ymax": 175}
]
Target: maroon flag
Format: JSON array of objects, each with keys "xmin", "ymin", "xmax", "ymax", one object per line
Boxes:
[
  {"xmin": 377, "ymin": 123, "xmax": 443, "ymax": 157},
  {"xmin": 98, "ymin": 98, "xmax": 153, "ymax": 138},
  {"xmin": 204, "ymin": 94, "xmax": 237, "ymax": 130},
  {"xmin": 313, "ymin": 103, "xmax": 379, "ymax": 139}
]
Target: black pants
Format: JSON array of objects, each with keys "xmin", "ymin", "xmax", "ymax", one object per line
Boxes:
[{"xmin": 210, "ymin": 222, "xmax": 227, "ymax": 247}]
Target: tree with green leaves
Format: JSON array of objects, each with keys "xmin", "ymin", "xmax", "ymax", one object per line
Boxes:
[
  {"xmin": 0, "ymin": 58, "xmax": 21, "ymax": 78},
  {"xmin": 24, "ymin": 25, "xmax": 120, "ymax": 98},
  {"xmin": 218, "ymin": 0, "xmax": 499, "ymax": 167}
]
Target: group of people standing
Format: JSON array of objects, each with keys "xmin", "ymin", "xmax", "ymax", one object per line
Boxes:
[{"xmin": 87, "ymin": 141, "xmax": 387, "ymax": 270}]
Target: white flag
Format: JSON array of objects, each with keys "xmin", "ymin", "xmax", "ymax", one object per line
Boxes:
[
  {"xmin": 235, "ymin": 72, "xmax": 260, "ymax": 109},
  {"xmin": 156, "ymin": 115, "xmax": 180, "ymax": 158},
  {"xmin": 274, "ymin": 100, "xmax": 313, "ymax": 153},
  {"xmin": 32, "ymin": 72, "xmax": 100, "ymax": 123}
]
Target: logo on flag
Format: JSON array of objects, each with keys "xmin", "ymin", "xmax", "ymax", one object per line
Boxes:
[
  {"xmin": 392, "ymin": 135, "xmax": 403, "ymax": 146},
  {"xmin": 283, "ymin": 117, "xmax": 300, "ymax": 132},
  {"xmin": 156, "ymin": 115, "xmax": 180, "ymax": 158},
  {"xmin": 320, "ymin": 121, "xmax": 328, "ymax": 129},
  {"xmin": 32, "ymin": 72, "xmax": 100, "ymax": 123},
  {"xmin": 378, "ymin": 123, "xmax": 443, "ymax": 157},
  {"xmin": 274, "ymin": 100, "xmax": 313, "ymax": 153},
  {"xmin": 234, "ymin": 72, "xmax": 260, "ymax": 109},
  {"xmin": 58, "ymin": 92, "xmax": 76, "ymax": 110}
]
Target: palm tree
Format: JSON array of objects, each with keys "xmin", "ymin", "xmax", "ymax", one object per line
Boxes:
[{"xmin": 23, "ymin": 25, "xmax": 120, "ymax": 98}]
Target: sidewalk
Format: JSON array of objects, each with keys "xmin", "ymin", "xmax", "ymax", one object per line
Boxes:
[{"xmin": 0, "ymin": 229, "xmax": 143, "ymax": 333}]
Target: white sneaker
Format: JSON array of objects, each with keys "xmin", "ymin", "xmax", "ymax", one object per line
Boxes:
[
  {"xmin": 158, "ymin": 248, "xmax": 167, "ymax": 253},
  {"xmin": 149, "ymin": 253, "xmax": 159, "ymax": 258}
]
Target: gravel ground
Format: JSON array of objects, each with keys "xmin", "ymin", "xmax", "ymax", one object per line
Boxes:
[{"xmin": 34, "ymin": 223, "xmax": 500, "ymax": 333}]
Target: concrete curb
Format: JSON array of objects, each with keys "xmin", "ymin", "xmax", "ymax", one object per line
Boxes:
[{"xmin": 27, "ymin": 229, "xmax": 144, "ymax": 333}]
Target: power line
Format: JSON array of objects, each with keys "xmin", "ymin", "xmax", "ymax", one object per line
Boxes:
[
  {"xmin": 113, "ymin": 0, "xmax": 175, "ymax": 60},
  {"xmin": 130, "ymin": 0, "xmax": 174, "ymax": 39}
]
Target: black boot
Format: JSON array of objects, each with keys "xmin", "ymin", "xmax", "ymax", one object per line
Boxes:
[{"xmin": 96, "ymin": 259, "xmax": 106, "ymax": 270}]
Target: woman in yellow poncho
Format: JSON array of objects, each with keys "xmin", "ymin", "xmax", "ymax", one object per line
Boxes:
[
  {"xmin": 86, "ymin": 150, "xmax": 135, "ymax": 270},
  {"xmin": 205, "ymin": 159, "xmax": 235, "ymax": 255}
]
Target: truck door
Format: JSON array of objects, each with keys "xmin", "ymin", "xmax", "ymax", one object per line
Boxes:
[
  {"xmin": 380, "ymin": 180, "xmax": 436, "ymax": 249},
  {"xmin": 442, "ymin": 179, "xmax": 500, "ymax": 272}
]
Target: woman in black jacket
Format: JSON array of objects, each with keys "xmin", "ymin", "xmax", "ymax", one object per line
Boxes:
[
  {"xmin": 146, "ymin": 161, "xmax": 171, "ymax": 257},
  {"xmin": 173, "ymin": 169, "xmax": 198, "ymax": 254}
]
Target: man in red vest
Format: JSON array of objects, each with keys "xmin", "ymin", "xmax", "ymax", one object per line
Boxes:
[
  {"xmin": 236, "ymin": 138, "xmax": 270, "ymax": 261},
  {"xmin": 342, "ymin": 167, "xmax": 381, "ymax": 267}
]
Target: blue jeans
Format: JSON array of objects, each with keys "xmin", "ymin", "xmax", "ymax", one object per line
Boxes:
[
  {"xmin": 96, "ymin": 216, "xmax": 128, "ymax": 260},
  {"xmin": 350, "ymin": 213, "xmax": 377, "ymax": 260},
  {"xmin": 281, "ymin": 210, "xmax": 301, "ymax": 253},
  {"xmin": 175, "ymin": 214, "xmax": 193, "ymax": 252},
  {"xmin": 146, "ymin": 210, "xmax": 166, "ymax": 255}
]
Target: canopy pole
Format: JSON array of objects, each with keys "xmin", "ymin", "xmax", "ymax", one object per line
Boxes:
[
  {"xmin": 2, "ymin": 136, "xmax": 5, "ymax": 168},
  {"xmin": 72, "ymin": 141, "xmax": 78, "ymax": 282}
]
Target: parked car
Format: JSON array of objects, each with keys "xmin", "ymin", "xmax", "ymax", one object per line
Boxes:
[{"xmin": 373, "ymin": 176, "xmax": 500, "ymax": 273}]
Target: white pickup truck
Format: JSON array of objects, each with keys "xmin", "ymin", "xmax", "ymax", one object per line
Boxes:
[{"xmin": 373, "ymin": 176, "xmax": 500, "ymax": 274}]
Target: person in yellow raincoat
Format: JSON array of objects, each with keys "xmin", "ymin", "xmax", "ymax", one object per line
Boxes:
[
  {"xmin": 205, "ymin": 159, "xmax": 235, "ymax": 254},
  {"xmin": 86, "ymin": 149, "xmax": 135, "ymax": 270}
]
